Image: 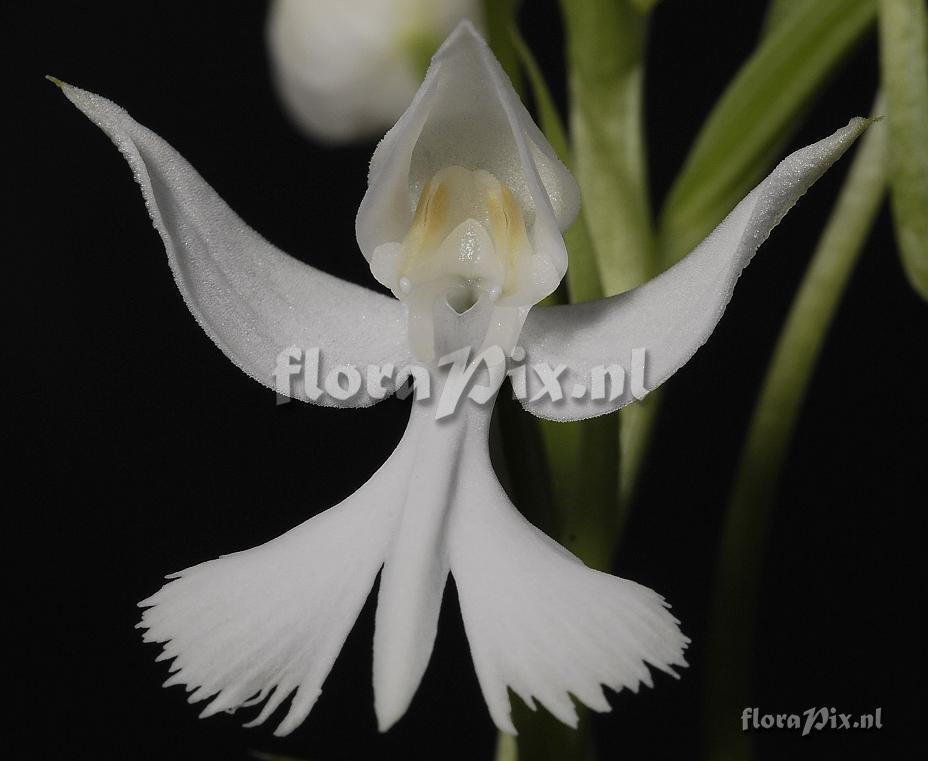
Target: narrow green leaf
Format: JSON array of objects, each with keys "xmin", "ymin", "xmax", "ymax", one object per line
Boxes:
[
  {"xmin": 659, "ymin": 0, "xmax": 877, "ymax": 269},
  {"xmin": 704, "ymin": 106, "xmax": 886, "ymax": 761},
  {"xmin": 878, "ymin": 0, "xmax": 928, "ymax": 299}
]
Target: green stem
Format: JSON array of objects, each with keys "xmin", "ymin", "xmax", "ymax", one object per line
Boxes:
[
  {"xmin": 616, "ymin": 391, "xmax": 660, "ymax": 518},
  {"xmin": 703, "ymin": 99, "xmax": 887, "ymax": 761},
  {"xmin": 559, "ymin": 0, "xmax": 661, "ymax": 561},
  {"xmin": 494, "ymin": 393, "xmax": 558, "ymax": 538},
  {"xmin": 878, "ymin": 0, "xmax": 928, "ymax": 299},
  {"xmin": 511, "ymin": 22, "xmax": 617, "ymax": 552},
  {"xmin": 560, "ymin": 0, "xmax": 655, "ymax": 295}
]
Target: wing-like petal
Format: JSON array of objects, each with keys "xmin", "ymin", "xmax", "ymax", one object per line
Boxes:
[
  {"xmin": 58, "ymin": 82, "xmax": 411, "ymax": 406},
  {"xmin": 519, "ymin": 119, "xmax": 870, "ymax": 421}
]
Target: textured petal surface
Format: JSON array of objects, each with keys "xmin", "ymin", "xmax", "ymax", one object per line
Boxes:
[
  {"xmin": 356, "ymin": 21, "xmax": 578, "ymax": 301},
  {"xmin": 138, "ymin": 461, "xmax": 405, "ymax": 737},
  {"xmin": 369, "ymin": 313, "xmax": 497, "ymax": 730},
  {"xmin": 267, "ymin": 0, "xmax": 483, "ymax": 143},
  {"xmin": 372, "ymin": 399, "xmax": 461, "ymax": 731},
  {"xmin": 137, "ymin": 306, "xmax": 484, "ymax": 736},
  {"xmin": 59, "ymin": 82, "xmax": 411, "ymax": 406},
  {"xmin": 139, "ymin": 348, "xmax": 687, "ymax": 735},
  {"xmin": 447, "ymin": 410, "xmax": 688, "ymax": 733},
  {"xmin": 519, "ymin": 119, "xmax": 870, "ymax": 421}
]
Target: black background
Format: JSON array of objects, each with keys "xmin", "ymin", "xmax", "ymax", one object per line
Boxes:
[{"xmin": 9, "ymin": 1, "xmax": 925, "ymax": 760}]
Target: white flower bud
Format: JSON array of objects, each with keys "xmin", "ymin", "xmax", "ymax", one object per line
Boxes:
[{"xmin": 267, "ymin": 0, "xmax": 483, "ymax": 143}]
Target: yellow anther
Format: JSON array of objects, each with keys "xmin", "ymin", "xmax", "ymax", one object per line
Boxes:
[{"xmin": 398, "ymin": 166, "xmax": 531, "ymax": 298}]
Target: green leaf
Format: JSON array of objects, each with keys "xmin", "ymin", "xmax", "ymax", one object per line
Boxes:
[
  {"xmin": 704, "ymin": 106, "xmax": 886, "ymax": 761},
  {"xmin": 878, "ymin": 0, "xmax": 928, "ymax": 299},
  {"xmin": 659, "ymin": 0, "xmax": 877, "ymax": 269}
]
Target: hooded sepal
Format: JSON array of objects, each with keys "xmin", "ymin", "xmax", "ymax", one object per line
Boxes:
[{"xmin": 355, "ymin": 22, "xmax": 579, "ymax": 360}]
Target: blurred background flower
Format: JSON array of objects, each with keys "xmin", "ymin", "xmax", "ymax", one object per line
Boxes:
[{"xmin": 267, "ymin": 0, "xmax": 483, "ymax": 142}]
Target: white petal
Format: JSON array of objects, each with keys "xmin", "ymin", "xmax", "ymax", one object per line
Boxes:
[
  {"xmin": 267, "ymin": 0, "xmax": 483, "ymax": 143},
  {"xmin": 139, "ymin": 334, "xmax": 687, "ymax": 735},
  {"xmin": 141, "ymin": 400, "xmax": 453, "ymax": 736},
  {"xmin": 518, "ymin": 119, "xmax": 871, "ymax": 421},
  {"xmin": 371, "ymin": 370, "xmax": 687, "ymax": 733},
  {"xmin": 57, "ymin": 81, "xmax": 411, "ymax": 406},
  {"xmin": 372, "ymin": 401, "xmax": 458, "ymax": 731},
  {"xmin": 445, "ymin": 405, "xmax": 688, "ymax": 733},
  {"xmin": 370, "ymin": 350, "xmax": 686, "ymax": 734},
  {"xmin": 138, "ymin": 452, "xmax": 409, "ymax": 737},
  {"xmin": 137, "ymin": 328, "xmax": 476, "ymax": 736},
  {"xmin": 370, "ymin": 312, "xmax": 503, "ymax": 729},
  {"xmin": 356, "ymin": 21, "xmax": 579, "ymax": 304}
]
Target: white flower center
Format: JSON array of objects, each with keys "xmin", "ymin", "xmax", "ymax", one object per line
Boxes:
[{"xmin": 370, "ymin": 165, "xmax": 533, "ymax": 360}]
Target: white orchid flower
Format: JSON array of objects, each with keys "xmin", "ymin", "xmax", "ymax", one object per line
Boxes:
[
  {"xmin": 267, "ymin": 0, "xmax": 483, "ymax": 143},
  {"xmin": 57, "ymin": 22, "xmax": 866, "ymax": 738}
]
